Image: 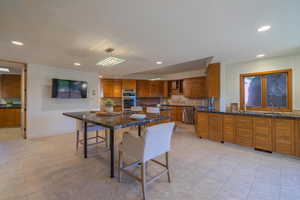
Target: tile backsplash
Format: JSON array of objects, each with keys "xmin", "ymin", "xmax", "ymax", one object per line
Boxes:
[{"xmin": 161, "ymin": 95, "xmax": 208, "ymax": 106}]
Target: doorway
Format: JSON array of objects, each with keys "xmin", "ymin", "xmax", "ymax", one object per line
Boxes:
[{"xmin": 0, "ymin": 59, "xmax": 27, "ymax": 140}]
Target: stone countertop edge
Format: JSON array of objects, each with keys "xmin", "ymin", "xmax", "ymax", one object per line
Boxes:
[
  {"xmin": 0, "ymin": 104, "xmax": 22, "ymax": 109},
  {"xmin": 196, "ymin": 110, "xmax": 300, "ymax": 120}
]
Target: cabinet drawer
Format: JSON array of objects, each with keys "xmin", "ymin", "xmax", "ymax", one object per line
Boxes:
[
  {"xmin": 235, "ymin": 128, "xmax": 253, "ymax": 147},
  {"xmin": 235, "ymin": 116, "xmax": 253, "ymax": 129}
]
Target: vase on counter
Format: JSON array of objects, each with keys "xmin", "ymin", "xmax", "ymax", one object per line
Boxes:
[{"xmin": 104, "ymin": 106, "xmax": 114, "ymax": 113}]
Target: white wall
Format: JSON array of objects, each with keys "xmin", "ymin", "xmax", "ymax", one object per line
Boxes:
[
  {"xmin": 27, "ymin": 64, "xmax": 100, "ymax": 138},
  {"xmin": 220, "ymin": 54, "xmax": 300, "ymax": 111}
]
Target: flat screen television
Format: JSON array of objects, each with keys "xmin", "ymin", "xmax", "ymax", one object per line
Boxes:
[{"xmin": 52, "ymin": 79, "xmax": 88, "ymax": 98}]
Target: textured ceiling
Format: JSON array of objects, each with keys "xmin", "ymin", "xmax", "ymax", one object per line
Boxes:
[{"xmin": 0, "ymin": 0, "xmax": 299, "ymax": 78}]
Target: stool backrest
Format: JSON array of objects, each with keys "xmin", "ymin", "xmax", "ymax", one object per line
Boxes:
[{"xmin": 143, "ymin": 122, "xmax": 175, "ymax": 162}]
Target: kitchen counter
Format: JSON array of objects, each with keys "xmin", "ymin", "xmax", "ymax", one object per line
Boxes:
[
  {"xmin": 0, "ymin": 104, "xmax": 21, "ymax": 109},
  {"xmin": 161, "ymin": 104, "xmax": 195, "ymax": 107},
  {"xmin": 196, "ymin": 109, "xmax": 300, "ymax": 120}
]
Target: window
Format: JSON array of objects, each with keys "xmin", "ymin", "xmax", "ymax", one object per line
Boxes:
[{"xmin": 240, "ymin": 69, "xmax": 292, "ymax": 111}]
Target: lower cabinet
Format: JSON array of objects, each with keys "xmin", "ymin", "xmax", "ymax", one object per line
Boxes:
[
  {"xmin": 273, "ymin": 119, "xmax": 295, "ymax": 155},
  {"xmin": 0, "ymin": 108, "xmax": 21, "ymax": 127},
  {"xmin": 196, "ymin": 112, "xmax": 209, "ymax": 138},
  {"xmin": 296, "ymin": 121, "xmax": 300, "ymax": 157},
  {"xmin": 253, "ymin": 117, "xmax": 273, "ymax": 151},
  {"xmin": 223, "ymin": 115, "xmax": 235, "ymax": 143},
  {"xmin": 208, "ymin": 114, "xmax": 223, "ymax": 142},
  {"xmin": 169, "ymin": 106, "xmax": 183, "ymax": 122},
  {"xmin": 235, "ymin": 116, "xmax": 253, "ymax": 147}
]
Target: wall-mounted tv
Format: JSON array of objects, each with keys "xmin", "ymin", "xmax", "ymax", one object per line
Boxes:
[{"xmin": 52, "ymin": 79, "xmax": 88, "ymax": 98}]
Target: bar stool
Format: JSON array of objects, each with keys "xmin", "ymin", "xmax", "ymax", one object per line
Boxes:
[{"xmin": 76, "ymin": 121, "xmax": 108, "ymax": 154}]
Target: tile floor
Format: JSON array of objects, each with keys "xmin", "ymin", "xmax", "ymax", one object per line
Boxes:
[{"xmin": 0, "ymin": 123, "xmax": 300, "ymax": 200}]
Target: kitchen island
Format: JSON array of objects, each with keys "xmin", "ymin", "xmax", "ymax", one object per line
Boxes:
[{"xmin": 196, "ymin": 110, "xmax": 300, "ymax": 157}]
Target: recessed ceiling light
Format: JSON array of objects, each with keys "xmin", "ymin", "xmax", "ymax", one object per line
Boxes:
[
  {"xmin": 256, "ymin": 54, "xmax": 265, "ymax": 58},
  {"xmin": 99, "ymin": 75, "xmax": 103, "ymax": 78},
  {"xmin": 257, "ymin": 25, "xmax": 271, "ymax": 32},
  {"xmin": 156, "ymin": 61, "xmax": 163, "ymax": 65},
  {"xmin": 96, "ymin": 57, "xmax": 125, "ymax": 67},
  {"xmin": 73, "ymin": 62, "xmax": 81, "ymax": 66},
  {"xmin": 0, "ymin": 67, "xmax": 10, "ymax": 72},
  {"xmin": 149, "ymin": 78, "xmax": 161, "ymax": 81},
  {"xmin": 11, "ymin": 41, "xmax": 24, "ymax": 46}
]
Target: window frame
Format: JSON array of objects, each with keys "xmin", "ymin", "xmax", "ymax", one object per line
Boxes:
[{"xmin": 240, "ymin": 69, "xmax": 292, "ymax": 112}]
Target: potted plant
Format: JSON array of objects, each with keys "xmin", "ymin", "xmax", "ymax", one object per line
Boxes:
[{"xmin": 103, "ymin": 99, "xmax": 115, "ymax": 113}]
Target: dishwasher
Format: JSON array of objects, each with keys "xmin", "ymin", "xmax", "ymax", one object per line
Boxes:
[{"xmin": 182, "ymin": 106, "xmax": 195, "ymax": 124}]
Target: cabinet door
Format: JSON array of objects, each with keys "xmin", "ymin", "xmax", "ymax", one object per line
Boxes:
[
  {"xmin": 122, "ymin": 80, "xmax": 136, "ymax": 90},
  {"xmin": 223, "ymin": 115, "xmax": 235, "ymax": 143},
  {"xmin": 253, "ymin": 117, "xmax": 273, "ymax": 151},
  {"xmin": 208, "ymin": 113, "xmax": 223, "ymax": 142},
  {"xmin": 137, "ymin": 80, "xmax": 150, "ymax": 97},
  {"xmin": 163, "ymin": 81, "xmax": 169, "ymax": 97},
  {"xmin": 273, "ymin": 119, "xmax": 295, "ymax": 155},
  {"xmin": 102, "ymin": 79, "xmax": 113, "ymax": 97},
  {"xmin": 112, "ymin": 80, "xmax": 122, "ymax": 97},
  {"xmin": 197, "ymin": 112, "xmax": 209, "ymax": 138},
  {"xmin": 176, "ymin": 107, "xmax": 183, "ymax": 122},
  {"xmin": 170, "ymin": 107, "xmax": 177, "ymax": 121},
  {"xmin": 183, "ymin": 77, "xmax": 206, "ymax": 98},
  {"xmin": 206, "ymin": 63, "xmax": 220, "ymax": 98},
  {"xmin": 1, "ymin": 75, "xmax": 21, "ymax": 98},
  {"xmin": 149, "ymin": 81, "xmax": 163, "ymax": 97},
  {"xmin": 295, "ymin": 121, "xmax": 300, "ymax": 157},
  {"xmin": 235, "ymin": 116, "xmax": 253, "ymax": 147}
]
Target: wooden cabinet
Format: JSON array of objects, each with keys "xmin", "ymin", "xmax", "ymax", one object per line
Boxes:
[
  {"xmin": 137, "ymin": 80, "xmax": 150, "ymax": 97},
  {"xmin": 169, "ymin": 106, "xmax": 183, "ymax": 122},
  {"xmin": 295, "ymin": 121, "xmax": 300, "ymax": 157},
  {"xmin": 273, "ymin": 119, "xmax": 295, "ymax": 155},
  {"xmin": 196, "ymin": 112, "xmax": 209, "ymax": 138},
  {"xmin": 208, "ymin": 113, "xmax": 223, "ymax": 142},
  {"xmin": 0, "ymin": 108, "xmax": 21, "ymax": 127},
  {"xmin": 223, "ymin": 115, "xmax": 235, "ymax": 143},
  {"xmin": 235, "ymin": 116, "xmax": 253, "ymax": 147},
  {"xmin": 196, "ymin": 111, "xmax": 300, "ymax": 157},
  {"xmin": 206, "ymin": 63, "xmax": 220, "ymax": 98},
  {"xmin": 137, "ymin": 80, "xmax": 165, "ymax": 97},
  {"xmin": 0, "ymin": 75, "xmax": 21, "ymax": 98},
  {"xmin": 122, "ymin": 80, "xmax": 136, "ymax": 90},
  {"xmin": 183, "ymin": 77, "xmax": 206, "ymax": 98},
  {"xmin": 253, "ymin": 117, "xmax": 273, "ymax": 151},
  {"xmin": 102, "ymin": 79, "xmax": 122, "ymax": 97},
  {"xmin": 114, "ymin": 106, "xmax": 122, "ymax": 112},
  {"xmin": 163, "ymin": 81, "xmax": 169, "ymax": 97}
]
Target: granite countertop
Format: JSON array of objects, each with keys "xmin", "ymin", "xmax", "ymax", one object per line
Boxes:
[
  {"xmin": 63, "ymin": 111, "xmax": 170, "ymax": 129},
  {"xmin": 196, "ymin": 109, "xmax": 300, "ymax": 120},
  {"xmin": 0, "ymin": 104, "xmax": 21, "ymax": 109},
  {"xmin": 161, "ymin": 104, "xmax": 195, "ymax": 107}
]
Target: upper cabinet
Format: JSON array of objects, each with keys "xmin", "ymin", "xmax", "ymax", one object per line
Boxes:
[
  {"xmin": 136, "ymin": 80, "xmax": 150, "ymax": 97},
  {"xmin": 0, "ymin": 74, "xmax": 21, "ymax": 98},
  {"xmin": 136, "ymin": 80, "xmax": 166, "ymax": 97},
  {"xmin": 206, "ymin": 63, "xmax": 220, "ymax": 98},
  {"xmin": 122, "ymin": 79, "xmax": 136, "ymax": 90},
  {"xmin": 183, "ymin": 77, "xmax": 206, "ymax": 98},
  {"xmin": 102, "ymin": 79, "xmax": 122, "ymax": 97}
]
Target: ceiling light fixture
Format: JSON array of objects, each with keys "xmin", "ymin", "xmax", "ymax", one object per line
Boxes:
[
  {"xmin": 256, "ymin": 54, "xmax": 265, "ymax": 58},
  {"xmin": 99, "ymin": 75, "xmax": 103, "ymax": 78},
  {"xmin": 257, "ymin": 25, "xmax": 271, "ymax": 32},
  {"xmin": 11, "ymin": 41, "xmax": 24, "ymax": 46},
  {"xmin": 156, "ymin": 61, "xmax": 163, "ymax": 65},
  {"xmin": 0, "ymin": 67, "xmax": 10, "ymax": 72},
  {"xmin": 73, "ymin": 62, "xmax": 81, "ymax": 66},
  {"xmin": 149, "ymin": 78, "xmax": 161, "ymax": 81},
  {"xmin": 96, "ymin": 48, "xmax": 125, "ymax": 66}
]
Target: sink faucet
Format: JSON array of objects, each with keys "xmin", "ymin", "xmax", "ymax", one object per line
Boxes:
[{"xmin": 270, "ymin": 99, "xmax": 275, "ymax": 113}]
